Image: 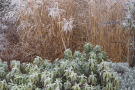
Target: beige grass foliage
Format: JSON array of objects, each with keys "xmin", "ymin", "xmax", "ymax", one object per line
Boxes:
[{"xmin": 1, "ymin": 0, "xmax": 131, "ymax": 62}]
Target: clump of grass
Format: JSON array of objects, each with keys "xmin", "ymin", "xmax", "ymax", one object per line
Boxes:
[
  {"xmin": 12, "ymin": 0, "xmax": 75, "ymax": 62},
  {"xmin": 72, "ymin": 0, "xmax": 129, "ymax": 62},
  {"xmin": 0, "ymin": 0, "xmax": 131, "ymax": 63}
]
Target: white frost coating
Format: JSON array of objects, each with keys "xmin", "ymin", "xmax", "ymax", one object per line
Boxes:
[
  {"xmin": 9, "ymin": 0, "xmax": 43, "ymax": 17},
  {"xmin": 47, "ymin": 2, "xmax": 65, "ymax": 20},
  {"xmin": 0, "ymin": 24, "xmax": 8, "ymax": 30},
  {"xmin": 60, "ymin": 17, "xmax": 75, "ymax": 32},
  {"xmin": 4, "ymin": 11, "xmax": 19, "ymax": 22},
  {"xmin": 10, "ymin": 0, "xmax": 26, "ymax": 11},
  {"xmin": 108, "ymin": 62, "xmax": 135, "ymax": 90}
]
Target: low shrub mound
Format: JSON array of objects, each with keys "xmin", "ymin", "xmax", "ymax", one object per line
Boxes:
[
  {"xmin": 109, "ymin": 62, "xmax": 135, "ymax": 90},
  {"xmin": 0, "ymin": 43, "xmax": 119, "ymax": 90}
]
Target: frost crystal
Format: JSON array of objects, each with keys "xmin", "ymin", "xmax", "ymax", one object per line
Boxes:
[
  {"xmin": 3, "ymin": 11, "xmax": 19, "ymax": 23},
  {"xmin": 60, "ymin": 17, "xmax": 75, "ymax": 32},
  {"xmin": 109, "ymin": 62, "xmax": 135, "ymax": 90},
  {"xmin": 47, "ymin": 2, "xmax": 65, "ymax": 20}
]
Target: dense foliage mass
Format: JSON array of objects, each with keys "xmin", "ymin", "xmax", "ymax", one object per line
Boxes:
[
  {"xmin": 0, "ymin": 43, "xmax": 119, "ymax": 90},
  {"xmin": 109, "ymin": 62, "xmax": 135, "ymax": 90}
]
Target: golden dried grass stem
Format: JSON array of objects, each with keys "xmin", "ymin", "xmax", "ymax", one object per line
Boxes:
[{"xmin": 1, "ymin": 0, "xmax": 131, "ymax": 63}]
